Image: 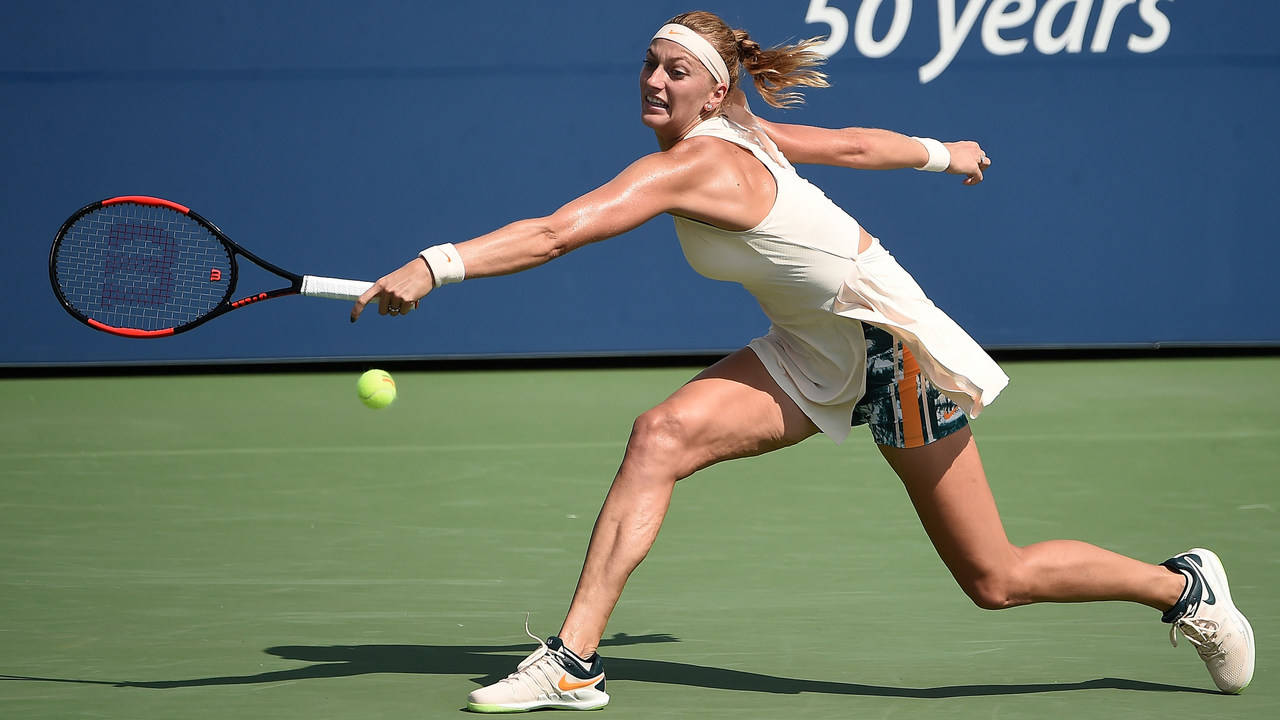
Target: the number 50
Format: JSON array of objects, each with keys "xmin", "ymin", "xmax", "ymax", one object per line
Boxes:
[{"xmin": 806, "ymin": 0, "xmax": 914, "ymax": 59}]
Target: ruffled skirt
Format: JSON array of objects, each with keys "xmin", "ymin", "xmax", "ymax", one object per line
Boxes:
[{"xmin": 749, "ymin": 237, "xmax": 1008, "ymax": 443}]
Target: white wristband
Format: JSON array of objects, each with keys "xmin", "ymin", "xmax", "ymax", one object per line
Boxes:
[
  {"xmin": 419, "ymin": 243, "xmax": 466, "ymax": 287},
  {"xmin": 912, "ymin": 137, "xmax": 951, "ymax": 172}
]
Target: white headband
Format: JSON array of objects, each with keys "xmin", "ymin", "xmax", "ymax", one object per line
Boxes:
[{"xmin": 651, "ymin": 23, "xmax": 731, "ymax": 87}]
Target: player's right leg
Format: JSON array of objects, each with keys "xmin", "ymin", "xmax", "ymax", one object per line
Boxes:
[
  {"xmin": 465, "ymin": 624, "xmax": 610, "ymax": 713},
  {"xmin": 466, "ymin": 347, "xmax": 819, "ymax": 713},
  {"xmin": 558, "ymin": 347, "xmax": 819, "ymax": 656}
]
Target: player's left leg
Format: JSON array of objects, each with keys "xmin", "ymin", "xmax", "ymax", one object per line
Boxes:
[
  {"xmin": 880, "ymin": 427, "xmax": 1182, "ymax": 609},
  {"xmin": 880, "ymin": 426, "xmax": 1254, "ymax": 693}
]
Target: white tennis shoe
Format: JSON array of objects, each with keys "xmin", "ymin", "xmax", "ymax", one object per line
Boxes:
[
  {"xmin": 467, "ymin": 623, "xmax": 609, "ymax": 713},
  {"xmin": 1161, "ymin": 548, "xmax": 1255, "ymax": 694}
]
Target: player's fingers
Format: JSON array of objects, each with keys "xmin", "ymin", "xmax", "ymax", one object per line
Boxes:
[
  {"xmin": 350, "ymin": 286, "xmax": 382, "ymax": 323},
  {"xmin": 383, "ymin": 290, "xmax": 416, "ymax": 317}
]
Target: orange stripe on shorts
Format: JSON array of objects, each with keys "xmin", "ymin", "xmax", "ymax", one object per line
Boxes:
[{"xmin": 897, "ymin": 345, "xmax": 926, "ymax": 448}]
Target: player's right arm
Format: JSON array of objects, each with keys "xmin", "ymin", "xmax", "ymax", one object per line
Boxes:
[
  {"xmin": 351, "ymin": 143, "xmax": 745, "ymax": 321},
  {"xmin": 441, "ymin": 153, "xmax": 698, "ymax": 279}
]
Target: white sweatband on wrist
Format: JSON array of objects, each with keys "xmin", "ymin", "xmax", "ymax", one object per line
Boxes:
[
  {"xmin": 419, "ymin": 243, "xmax": 466, "ymax": 287},
  {"xmin": 912, "ymin": 136, "xmax": 951, "ymax": 172}
]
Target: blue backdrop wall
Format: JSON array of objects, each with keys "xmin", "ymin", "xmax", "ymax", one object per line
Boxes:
[{"xmin": 3, "ymin": 1, "xmax": 1277, "ymax": 365}]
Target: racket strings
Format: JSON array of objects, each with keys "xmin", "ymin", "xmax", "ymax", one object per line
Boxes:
[
  {"xmin": 54, "ymin": 203, "xmax": 233, "ymax": 331},
  {"xmin": 101, "ymin": 219, "xmax": 180, "ymax": 308}
]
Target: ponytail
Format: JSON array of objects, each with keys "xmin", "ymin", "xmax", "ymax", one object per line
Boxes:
[{"xmin": 734, "ymin": 31, "xmax": 829, "ymax": 109}]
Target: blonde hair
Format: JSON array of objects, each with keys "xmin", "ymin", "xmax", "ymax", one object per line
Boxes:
[{"xmin": 666, "ymin": 10, "xmax": 829, "ymax": 109}]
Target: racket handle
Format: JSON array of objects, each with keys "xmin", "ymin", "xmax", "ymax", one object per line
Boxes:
[{"xmin": 300, "ymin": 275, "xmax": 375, "ymax": 300}]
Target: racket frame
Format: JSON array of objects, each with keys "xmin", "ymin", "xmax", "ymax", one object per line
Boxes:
[{"xmin": 50, "ymin": 195, "xmax": 312, "ymax": 338}]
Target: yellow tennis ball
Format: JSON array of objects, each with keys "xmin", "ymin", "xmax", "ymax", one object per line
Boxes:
[{"xmin": 356, "ymin": 369, "xmax": 396, "ymax": 409}]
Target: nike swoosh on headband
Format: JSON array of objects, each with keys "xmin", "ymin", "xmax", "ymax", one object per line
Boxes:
[{"xmin": 652, "ymin": 23, "xmax": 730, "ymax": 87}]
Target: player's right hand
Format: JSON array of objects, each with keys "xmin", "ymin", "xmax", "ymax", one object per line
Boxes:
[{"xmin": 351, "ymin": 256, "xmax": 435, "ymax": 322}]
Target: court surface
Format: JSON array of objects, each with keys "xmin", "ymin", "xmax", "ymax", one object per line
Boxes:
[{"xmin": 2, "ymin": 357, "xmax": 1277, "ymax": 719}]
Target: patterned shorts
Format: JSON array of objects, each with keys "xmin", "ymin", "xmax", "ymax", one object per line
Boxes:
[{"xmin": 852, "ymin": 324, "xmax": 969, "ymax": 449}]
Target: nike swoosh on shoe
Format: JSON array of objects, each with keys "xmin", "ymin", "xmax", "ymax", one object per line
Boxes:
[
  {"xmin": 557, "ymin": 674, "xmax": 604, "ymax": 692},
  {"xmin": 1187, "ymin": 554, "xmax": 1217, "ymax": 605}
]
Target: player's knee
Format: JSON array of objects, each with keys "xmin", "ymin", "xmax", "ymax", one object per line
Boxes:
[
  {"xmin": 629, "ymin": 407, "xmax": 688, "ymax": 454},
  {"xmin": 959, "ymin": 566, "xmax": 1028, "ymax": 611},
  {"xmin": 627, "ymin": 406, "xmax": 699, "ymax": 476},
  {"xmin": 947, "ymin": 544, "xmax": 1037, "ymax": 611},
  {"xmin": 964, "ymin": 579, "xmax": 1014, "ymax": 610}
]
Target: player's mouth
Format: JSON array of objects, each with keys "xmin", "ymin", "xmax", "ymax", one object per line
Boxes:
[{"xmin": 644, "ymin": 94, "xmax": 669, "ymax": 111}]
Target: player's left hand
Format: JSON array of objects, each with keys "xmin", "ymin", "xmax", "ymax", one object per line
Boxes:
[
  {"xmin": 945, "ymin": 140, "xmax": 992, "ymax": 185},
  {"xmin": 351, "ymin": 256, "xmax": 434, "ymax": 322}
]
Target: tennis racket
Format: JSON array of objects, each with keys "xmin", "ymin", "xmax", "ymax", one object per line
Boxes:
[{"xmin": 49, "ymin": 195, "xmax": 373, "ymax": 338}]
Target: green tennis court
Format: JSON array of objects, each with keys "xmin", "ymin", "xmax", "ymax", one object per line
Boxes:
[{"xmin": 2, "ymin": 357, "xmax": 1277, "ymax": 719}]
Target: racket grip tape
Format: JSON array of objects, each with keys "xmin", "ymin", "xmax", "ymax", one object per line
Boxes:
[{"xmin": 300, "ymin": 275, "xmax": 375, "ymax": 300}]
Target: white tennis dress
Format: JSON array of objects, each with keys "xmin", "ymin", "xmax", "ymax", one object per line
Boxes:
[{"xmin": 671, "ymin": 115, "xmax": 1009, "ymax": 444}]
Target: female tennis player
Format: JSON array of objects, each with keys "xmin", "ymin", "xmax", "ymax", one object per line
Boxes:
[{"xmin": 351, "ymin": 11, "xmax": 1254, "ymax": 711}]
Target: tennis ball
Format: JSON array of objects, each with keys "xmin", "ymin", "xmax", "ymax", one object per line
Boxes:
[{"xmin": 356, "ymin": 369, "xmax": 396, "ymax": 409}]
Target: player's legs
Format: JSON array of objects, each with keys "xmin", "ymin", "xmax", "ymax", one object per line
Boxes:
[
  {"xmin": 558, "ymin": 347, "xmax": 819, "ymax": 657},
  {"xmin": 878, "ymin": 426, "xmax": 1185, "ymax": 610}
]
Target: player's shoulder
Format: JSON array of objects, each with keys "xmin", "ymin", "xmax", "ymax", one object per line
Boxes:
[
  {"xmin": 625, "ymin": 136, "xmax": 739, "ymax": 183},
  {"xmin": 669, "ymin": 133, "xmax": 740, "ymax": 158},
  {"xmin": 667, "ymin": 135, "xmax": 754, "ymax": 177}
]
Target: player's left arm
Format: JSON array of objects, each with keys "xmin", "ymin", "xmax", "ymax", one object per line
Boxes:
[{"xmin": 750, "ymin": 113, "xmax": 990, "ymax": 184}]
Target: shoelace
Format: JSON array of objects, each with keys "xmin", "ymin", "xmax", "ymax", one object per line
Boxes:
[
  {"xmin": 514, "ymin": 616, "xmax": 549, "ymax": 672},
  {"xmin": 1171, "ymin": 617, "xmax": 1228, "ymax": 661},
  {"xmin": 494, "ymin": 616, "xmax": 562, "ymax": 694}
]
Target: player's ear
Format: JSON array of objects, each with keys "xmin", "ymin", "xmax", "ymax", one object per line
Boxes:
[{"xmin": 707, "ymin": 82, "xmax": 728, "ymax": 112}]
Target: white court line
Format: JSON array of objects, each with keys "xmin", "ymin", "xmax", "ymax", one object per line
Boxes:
[
  {"xmin": 1, "ymin": 440, "xmax": 621, "ymax": 460},
  {"xmin": 3, "ymin": 428, "xmax": 1279, "ymax": 461},
  {"xmin": 975, "ymin": 428, "xmax": 1280, "ymax": 443}
]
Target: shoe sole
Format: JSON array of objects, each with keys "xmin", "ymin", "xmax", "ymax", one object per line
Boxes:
[
  {"xmin": 467, "ymin": 699, "xmax": 609, "ymax": 713},
  {"xmin": 1188, "ymin": 547, "xmax": 1255, "ymax": 694}
]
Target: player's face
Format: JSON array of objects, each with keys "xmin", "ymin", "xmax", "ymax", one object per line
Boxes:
[{"xmin": 640, "ymin": 39, "xmax": 722, "ymax": 146}]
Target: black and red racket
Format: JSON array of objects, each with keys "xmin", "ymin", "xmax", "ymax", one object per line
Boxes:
[{"xmin": 49, "ymin": 196, "xmax": 373, "ymax": 337}]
